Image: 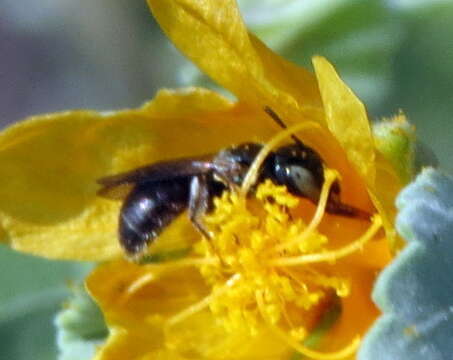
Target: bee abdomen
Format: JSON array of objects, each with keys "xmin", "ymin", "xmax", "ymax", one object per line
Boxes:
[{"xmin": 119, "ymin": 180, "xmax": 189, "ymax": 256}]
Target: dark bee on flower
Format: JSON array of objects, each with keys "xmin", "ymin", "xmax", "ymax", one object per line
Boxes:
[{"xmin": 97, "ymin": 107, "xmax": 369, "ymax": 258}]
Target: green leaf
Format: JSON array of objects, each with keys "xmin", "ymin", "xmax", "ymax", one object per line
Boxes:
[
  {"xmin": 359, "ymin": 168, "xmax": 453, "ymax": 359},
  {"xmin": 372, "ymin": 115, "xmax": 416, "ymax": 184},
  {"xmin": 0, "ymin": 245, "xmax": 91, "ymax": 360},
  {"xmin": 55, "ymin": 284, "xmax": 108, "ymax": 360}
]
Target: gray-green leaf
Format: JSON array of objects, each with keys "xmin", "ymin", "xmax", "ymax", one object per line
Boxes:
[
  {"xmin": 359, "ymin": 168, "xmax": 453, "ymax": 360},
  {"xmin": 55, "ymin": 284, "xmax": 108, "ymax": 360}
]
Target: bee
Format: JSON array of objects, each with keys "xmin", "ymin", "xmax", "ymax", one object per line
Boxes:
[{"xmin": 97, "ymin": 107, "xmax": 369, "ymax": 258}]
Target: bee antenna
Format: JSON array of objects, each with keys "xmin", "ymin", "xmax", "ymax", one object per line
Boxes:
[{"xmin": 263, "ymin": 106, "xmax": 305, "ymax": 146}]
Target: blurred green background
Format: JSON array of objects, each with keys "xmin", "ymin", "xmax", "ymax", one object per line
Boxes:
[{"xmin": 1, "ymin": 0, "xmax": 452, "ymax": 359}]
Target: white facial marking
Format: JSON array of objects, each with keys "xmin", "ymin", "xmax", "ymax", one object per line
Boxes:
[{"xmin": 289, "ymin": 165, "xmax": 320, "ymax": 201}]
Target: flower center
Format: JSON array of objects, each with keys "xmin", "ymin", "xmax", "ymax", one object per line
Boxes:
[
  {"xmin": 152, "ymin": 122, "xmax": 382, "ymax": 359},
  {"xmin": 200, "ymin": 174, "xmax": 346, "ymax": 332},
  {"xmin": 163, "ymin": 169, "xmax": 381, "ymax": 359}
]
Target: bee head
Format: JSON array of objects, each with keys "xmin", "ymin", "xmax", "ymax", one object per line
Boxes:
[{"xmin": 270, "ymin": 144, "xmax": 326, "ymax": 203}]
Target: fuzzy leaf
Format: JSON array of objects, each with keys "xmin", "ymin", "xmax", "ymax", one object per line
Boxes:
[
  {"xmin": 55, "ymin": 284, "xmax": 108, "ymax": 360},
  {"xmin": 359, "ymin": 168, "xmax": 453, "ymax": 359},
  {"xmin": 372, "ymin": 114, "xmax": 416, "ymax": 185}
]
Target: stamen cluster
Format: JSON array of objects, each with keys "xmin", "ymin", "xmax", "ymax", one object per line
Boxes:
[
  {"xmin": 163, "ymin": 124, "xmax": 383, "ymax": 359},
  {"xmin": 126, "ymin": 167, "xmax": 381, "ymax": 359},
  {"xmin": 196, "ymin": 175, "xmax": 350, "ymax": 337}
]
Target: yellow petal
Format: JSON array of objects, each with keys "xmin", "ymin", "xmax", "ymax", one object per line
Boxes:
[
  {"xmin": 0, "ymin": 110, "xmax": 123, "ymax": 260},
  {"xmin": 0, "ymin": 88, "xmax": 273, "ymax": 260},
  {"xmin": 312, "ymin": 56, "xmax": 375, "ymax": 185},
  {"xmin": 369, "ymin": 152, "xmax": 404, "ymax": 251},
  {"xmin": 88, "ymin": 260, "xmax": 290, "ymax": 360},
  {"xmin": 147, "ymin": 0, "xmax": 322, "ymax": 121},
  {"xmin": 320, "ymin": 266, "xmax": 381, "ymax": 353}
]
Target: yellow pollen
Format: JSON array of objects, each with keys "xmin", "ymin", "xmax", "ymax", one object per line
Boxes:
[
  {"xmin": 272, "ymin": 168, "xmax": 338, "ymax": 253},
  {"xmin": 269, "ymin": 215, "xmax": 382, "ymax": 267},
  {"xmin": 166, "ymin": 273, "xmax": 241, "ymax": 328},
  {"xmin": 191, "ymin": 177, "xmax": 381, "ymax": 357},
  {"xmin": 158, "ymin": 124, "xmax": 383, "ymax": 359}
]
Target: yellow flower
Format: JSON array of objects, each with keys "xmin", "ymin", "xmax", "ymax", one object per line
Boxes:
[{"xmin": 0, "ymin": 0, "xmax": 405, "ymax": 359}]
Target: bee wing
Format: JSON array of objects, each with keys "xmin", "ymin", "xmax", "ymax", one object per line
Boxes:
[
  {"xmin": 97, "ymin": 182, "xmax": 136, "ymax": 200},
  {"xmin": 97, "ymin": 157, "xmax": 214, "ymax": 200}
]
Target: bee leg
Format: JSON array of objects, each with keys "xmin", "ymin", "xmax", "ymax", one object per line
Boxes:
[
  {"xmin": 188, "ymin": 175, "xmax": 213, "ymax": 239},
  {"xmin": 326, "ymin": 190, "xmax": 372, "ymax": 220}
]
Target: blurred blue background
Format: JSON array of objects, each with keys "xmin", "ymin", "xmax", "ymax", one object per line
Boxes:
[{"xmin": 1, "ymin": 0, "xmax": 452, "ymax": 359}]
